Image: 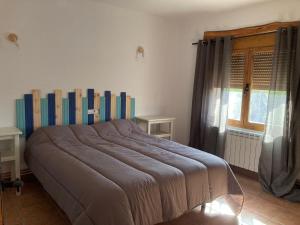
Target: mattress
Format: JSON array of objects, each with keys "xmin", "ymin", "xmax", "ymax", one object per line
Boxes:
[{"xmin": 25, "ymin": 119, "xmax": 243, "ymax": 225}]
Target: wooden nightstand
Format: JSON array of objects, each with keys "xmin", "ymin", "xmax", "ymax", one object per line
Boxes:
[
  {"xmin": 0, "ymin": 127, "xmax": 22, "ymax": 195},
  {"xmin": 135, "ymin": 116, "xmax": 175, "ymax": 140}
]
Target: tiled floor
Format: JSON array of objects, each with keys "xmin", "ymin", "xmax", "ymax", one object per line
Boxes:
[{"xmin": 2, "ymin": 174, "xmax": 300, "ymax": 225}]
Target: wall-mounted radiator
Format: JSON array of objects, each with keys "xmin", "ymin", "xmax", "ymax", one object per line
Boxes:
[{"xmin": 224, "ymin": 129, "xmax": 263, "ymax": 172}]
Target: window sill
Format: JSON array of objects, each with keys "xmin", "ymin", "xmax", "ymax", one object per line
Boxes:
[{"xmin": 227, "ymin": 126, "xmax": 264, "ymax": 137}]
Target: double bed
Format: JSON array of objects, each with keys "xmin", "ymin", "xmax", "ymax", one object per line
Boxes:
[{"xmin": 25, "ymin": 119, "xmax": 243, "ymax": 225}]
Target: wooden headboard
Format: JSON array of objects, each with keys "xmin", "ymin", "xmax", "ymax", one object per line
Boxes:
[{"xmin": 16, "ymin": 89, "xmax": 135, "ymax": 138}]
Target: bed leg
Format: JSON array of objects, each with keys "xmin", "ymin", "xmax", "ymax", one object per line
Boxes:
[{"xmin": 201, "ymin": 203, "xmax": 206, "ymax": 212}]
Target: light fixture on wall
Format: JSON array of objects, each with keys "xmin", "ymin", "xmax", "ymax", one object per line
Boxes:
[
  {"xmin": 136, "ymin": 46, "xmax": 144, "ymax": 61},
  {"xmin": 7, "ymin": 33, "xmax": 19, "ymax": 47}
]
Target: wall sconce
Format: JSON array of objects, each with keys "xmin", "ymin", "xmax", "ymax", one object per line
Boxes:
[
  {"xmin": 136, "ymin": 46, "xmax": 144, "ymax": 61},
  {"xmin": 7, "ymin": 33, "xmax": 19, "ymax": 47}
]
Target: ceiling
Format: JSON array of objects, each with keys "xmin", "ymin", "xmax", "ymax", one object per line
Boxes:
[{"xmin": 94, "ymin": 0, "xmax": 275, "ymax": 17}]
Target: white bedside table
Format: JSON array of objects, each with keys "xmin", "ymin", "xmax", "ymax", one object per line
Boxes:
[
  {"xmin": 0, "ymin": 127, "xmax": 22, "ymax": 190},
  {"xmin": 135, "ymin": 116, "xmax": 175, "ymax": 140}
]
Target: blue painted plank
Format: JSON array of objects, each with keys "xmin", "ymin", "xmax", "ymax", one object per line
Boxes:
[
  {"xmin": 48, "ymin": 94, "xmax": 55, "ymax": 126},
  {"xmin": 130, "ymin": 98, "xmax": 135, "ymax": 119},
  {"xmin": 62, "ymin": 98, "xmax": 69, "ymax": 126},
  {"xmin": 105, "ymin": 91, "xmax": 111, "ymax": 121},
  {"xmin": 120, "ymin": 92, "xmax": 126, "ymax": 119},
  {"xmin": 87, "ymin": 89, "xmax": 94, "ymax": 125},
  {"xmin": 82, "ymin": 97, "xmax": 88, "ymax": 125},
  {"xmin": 16, "ymin": 99, "xmax": 26, "ymax": 136},
  {"xmin": 68, "ymin": 92, "xmax": 76, "ymax": 125},
  {"xmin": 100, "ymin": 96, "xmax": 105, "ymax": 122},
  {"xmin": 116, "ymin": 96, "xmax": 121, "ymax": 119},
  {"xmin": 40, "ymin": 98, "xmax": 48, "ymax": 127},
  {"xmin": 24, "ymin": 94, "xmax": 33, "ymax": 139}
]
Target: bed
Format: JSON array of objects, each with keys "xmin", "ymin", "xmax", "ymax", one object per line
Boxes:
[
  {"xmin": 25, "ymin": 119, "xmax": 243, "ymax": 225},
  {"xmin": 17, "ymin": 89, "xmax": 243, "ymax": 225}
]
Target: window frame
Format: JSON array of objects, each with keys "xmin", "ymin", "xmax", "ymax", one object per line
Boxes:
[{"xmin": 229, "ymin": 34, "xmax": 276, "ymax": 132}]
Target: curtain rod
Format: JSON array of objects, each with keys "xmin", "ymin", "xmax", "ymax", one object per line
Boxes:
[{"xmin": 192, "ymin": 30, "xmax": 278, "ymax": 45}]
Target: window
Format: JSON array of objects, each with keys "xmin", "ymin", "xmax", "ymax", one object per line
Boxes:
[{"xmin": 227, "ymin": 33, "xmax": 275, "ymax": 131}]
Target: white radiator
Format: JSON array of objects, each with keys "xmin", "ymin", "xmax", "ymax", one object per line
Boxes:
[{"xmin": 224, "ymin": 129, "xmax": 263, "ymax": 172}]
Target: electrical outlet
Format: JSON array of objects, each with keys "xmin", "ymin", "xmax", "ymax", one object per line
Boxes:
[
  {"xmin": 88, "ymin": 109, "xmax": 94, "ymax": 115},
  {"xmin": 88, "ymin": 109, "xmax": 99, "ymax": 115}
]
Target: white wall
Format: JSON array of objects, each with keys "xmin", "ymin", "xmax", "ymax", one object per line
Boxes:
[
  {"xmin": 1, "ymin": 0, "xmax": 300, "ymax": 172},
  {"xmin": 0, "ymin": 0, "xmax": 179, "ymax": 170},
  {"xmin": 0, "ymin": 0, "xmax": 179, "ymax": 125},
  {"xmin": 168, "ymin": 0, "xmax": 300, "ymax": 144}
]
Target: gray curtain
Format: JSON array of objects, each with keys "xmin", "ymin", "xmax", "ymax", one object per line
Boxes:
[
  {"xmin": 189, "ymin": 37, "xmax": 232, "ymax": 157},
  {"xmin": 259, "ymin": 26, "xmax": 300, "ymax": 201}
]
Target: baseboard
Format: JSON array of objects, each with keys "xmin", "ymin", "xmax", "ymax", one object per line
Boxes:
[
  {"xmin": 230, "ymin": 165, "xmax": 300, "ymax": 186},
  {"xmin": 230, "ymin": 164, "xmax": 259, "ymax": 180}
]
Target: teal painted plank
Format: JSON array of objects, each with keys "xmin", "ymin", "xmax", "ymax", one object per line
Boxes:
[
  {"xmin": 116, "ymin": 96, "xmax": 121, "ymax": 119},
  {"xmin": 21, "ymin": 99, "xmax": 26, "ymax": 136},
  {"xmin": 62, "ymin": 98, "xmax": 69, "ymax": 126},
  {"xmin": 130, "ymin": 98, "xmax": 135, "ymax": 119},
  {"xmin": 16, "ymin": 100, "xmax": 21, "ymax": 132},
  {"xmin": 82, "ymin": 97, "xmax": 88, "ymax": 125},
  {"xmin": 16, "ymin": 99, "xmax": 26, "ymax": 136},
  {"xmin": 40, "ymin": 98, "xmax": 48, "ymax": 128},
  {"xmin": 100, "ymin": 96, "xmax": 106, "ymax": 122}
]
